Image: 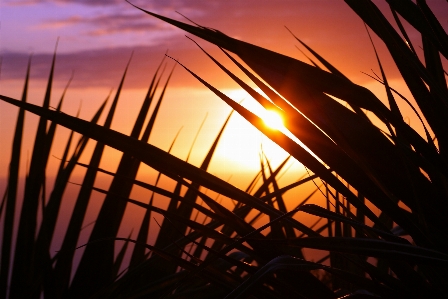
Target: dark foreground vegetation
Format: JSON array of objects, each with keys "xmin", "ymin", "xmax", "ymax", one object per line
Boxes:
[{"xmin": 1, "ymin": 0, "xmax": 447, "ymax": 298}]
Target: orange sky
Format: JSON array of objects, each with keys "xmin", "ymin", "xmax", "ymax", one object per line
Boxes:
[
  {"xmin": 1, "ymin": 0, "xmax": 447, "ymax": 184},
  {"xmin": 1, "ymin": 0, "xmax": 447, "ymax": 265}
]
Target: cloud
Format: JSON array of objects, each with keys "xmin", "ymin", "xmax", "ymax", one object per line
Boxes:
[
  {"xmin": 3, "ymin": 0, "xmax": 212, "ymax": 10},
  {"xmin": 1, "ymin": 45, "xmax": 169, "ymax": 88},
  {"xmin": 52, "ymin": 0, "xmax": 215, "ymax": 10},
  {"xmin": 38, "ymin": 15, "xmax": 83, "ymax": 29},
  {"xmin": 2, "ymin": 0, "xmax": 42, "ymax": 5},
  {"xmin": 0, "ymin": 40, "xmax": 240, "ymax": 91},
  {"xmin": 38, "ymin": 12, "xmax": 167, "ymax": 35},
  {"xmin": 31, "ymin": 0, "xmax": 213, "ymax": 39}
]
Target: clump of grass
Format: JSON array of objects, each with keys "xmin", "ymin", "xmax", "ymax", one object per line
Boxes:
[
  {"xmin": 128, "ymin": 0, "xmax": 448, "ymax": 297},
  {"xmin": 1, "ymin": 0, "xmax": 447, "ymax": 298},
  {"xmin": 0, "ymin": 44, "xmax": 317, "ymax": 299}
]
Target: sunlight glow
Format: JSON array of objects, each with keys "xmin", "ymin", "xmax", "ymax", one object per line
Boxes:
[{"xmin": 262, "ymin": 109, "xmax": 284, "ymax": 130}]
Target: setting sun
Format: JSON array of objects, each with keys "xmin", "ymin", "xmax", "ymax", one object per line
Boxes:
[{"xmin": 261, "ymin": 109, "xmax": 284, "ymax": 130}]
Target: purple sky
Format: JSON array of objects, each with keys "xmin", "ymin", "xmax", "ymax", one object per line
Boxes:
[{"xmin": 2, "ymin": 0, "xmax": 446, "ymax": 89}]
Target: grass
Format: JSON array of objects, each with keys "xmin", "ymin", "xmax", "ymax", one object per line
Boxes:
[{"xmin": 1, "ymin": 0, "xmax": 448, "ymax": 298}]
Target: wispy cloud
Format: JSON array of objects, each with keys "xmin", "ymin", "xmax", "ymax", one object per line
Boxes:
[
  {"xmin": 2, "ymin": 0, "xmax": 42, "ymax": 6},
  {"xmin": 0, "ymin": 41, "xmax": 236, "ymax": 90},
  {"xmin": 1, "ymin": 45, "xmax": 162, "ymax": 87},
  {"xmin": 38, "ymin": 15, "xmax": 83, "ymax": 29},
  {"xmin": 26, "ymin": 0, "xmax": 212, "ymax": 41},
  {"xmin": 4, "ymin": 0, "xmax": 210, "ymax": 10},
  {"xmin": 38, "ymin": 12, "xmax": 167, "ymax": 35}
]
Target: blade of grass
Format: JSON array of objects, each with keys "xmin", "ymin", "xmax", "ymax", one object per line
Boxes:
[
  {"xmin": 129, "ymin": 127, "xmax": 182, "ymax": 270},
  {"xmin": 50, "ymin": 89, "xmax": 115, "ymax": 298},
  {"xmin": 251, "ymin": 237, "xmax": 448, "ymax": 265},
  {"xmin": 0, "ymin": 55, "xmax": 31, "ymax": 298},
  {"xmin": 9, "ymin": 43, "xmax": 57, "ymax": 298},
  {"xmin": 70, "ymin": 62, "xmax": 173, "ymax": 296},
  {"xmin": 387, "ymin": 0, "xmax": 448, "ymax": 58},
  {"xmin": 31, "ymin": 71, "xmax": 73, "ymax": 290},
  {"xmin": 64, "ymin": 55, "xmax": 133, "ymax": 296}
]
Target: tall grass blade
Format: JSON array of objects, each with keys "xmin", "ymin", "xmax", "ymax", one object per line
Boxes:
[
  {"xmin": 129, "ymin": 128, "xmax": 182, "ymax": 270},
  {"xmin": 9, "ymin": 43, "xmax": 57, "ymax": 298},
  {"xmin": 49, "ymin": 93, "xmax": 113, "ymax": 298},
  {"xmin": 150, "ymin": 109, "xmax": 233, "ymax": 282},
  {"xmin": 0, "ymin": 55, "xmax": 31, "ymax": 298},
  {"xmin": 387, "ymin": 0, "xmax": 448, "ymax": 58},
  {"xmin": 66, "ymin": 54, "xmax": 132, "ymax": 297},
  {"xmin": 264, "ymin": 157, "xmax": 296, "ymax": 239},
  {"xmin": 41, "ymin": 101, "xmax": 106, "ymax": 298},
  {"xmin": 26, "ymin": 73, "xmax": 75, "ymax": 294},
  {"xmin": 259, "ymin": 154, "xmax": 285, "ymax": 240},
  {"xmin": 111, "ymin": 231, "xmax": 132, "ymax": 280},
  {"xmin": 390, "ymin": 7, "xmax": 417, "ymax": 56},
  {"xmin": 421, "ymin": 21, "xmax": 448, "ymax": 99},
  {"xmin": 251, "ymin": 237, "xmax": 448, "ymax": 265},
  {"xmin": 285, "ymin": 27, "xmax": 349, "ymax": 81},
  {"xmin": 71, "ymin": 61, "xmax": 171, "ymax": 296},
  {"xmin": 128, "ymin": 193, "xmax": 154, "ymax": 270},
  {"xmin": 224, "ymin": 255, "xmax": 335, "ymax": 299},
  {"xmin": 299, "ymin": 204, "xmax": 405, "ymax": 243},
  {"xmin": 132, "ymin": 56, "xmax": 166, "ymax": 139}
]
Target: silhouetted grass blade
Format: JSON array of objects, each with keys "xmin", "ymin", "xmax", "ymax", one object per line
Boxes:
[
  {"xmin": 386, "ymin": 0, "xmax": 448, "ymax": 58},
  {"xmin": 131, "ymin": 55, "xmax": 166, "ymax": 139},
  {"xmin": 152, "ymin": 109, "xmax": 233, "ymax": 281},
  {"xmin": 265, "ymin": 157, "xmax": 296, "ymax": 239},
  {"xmin": 50, "ymin": 90, "xmax": 114, "ymax": 298},
  {"xmin": 251, "ymin": 237, "xmax": 448, "ymax": 265},
  {"xmin": 67, "ymin": 54, "xmax": 133, "ymax": 297},
  {"xmin": 41, "ymin": 100, "xmax": 107, "ymax": 298},
  {"xmin": 129, "ymin": 126, "xmax": 180, "ymax": 270},
  {"xmin": 0, "ymin": 55, "xmax": 31, "ymax": 298},
  {"xmin": 81, "ymin": 65, "xmax": 173, "ymax": 291},
  {"xmin": 224, "ymin": 255, "xmax": 335, "ymax": 299},
  {"xmin": 29, "ymin": 71, "xmax": 74, "ymax": 292},
  {"xmin": 9, "ymin": 45, "xmax": 57, "ymax": 298},
  {"xmin": 111, "ymin": 231, "xmax": 132, "ymax": 280}
]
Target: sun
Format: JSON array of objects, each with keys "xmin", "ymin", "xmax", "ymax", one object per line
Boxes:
[{"xmin": 261, "ymin": 109, "xmax": 284, "ymax": 130}]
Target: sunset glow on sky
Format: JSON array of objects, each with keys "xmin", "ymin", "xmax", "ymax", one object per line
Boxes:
[
  {"xmin": 1, "ymin": 0, "xmax": 447, "ymax": 184},
  {"xmin": 1, "ymin": 0, "xmax": 448, "ymax": 272}
]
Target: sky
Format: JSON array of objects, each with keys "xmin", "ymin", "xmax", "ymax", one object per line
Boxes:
[
  {"xmin": 0, "ymin": 0, "xmax": 447, "ymax": 183},
  {"xmin": 1, "ymin": 0, "xmax": 447, "ymax": 267}
]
